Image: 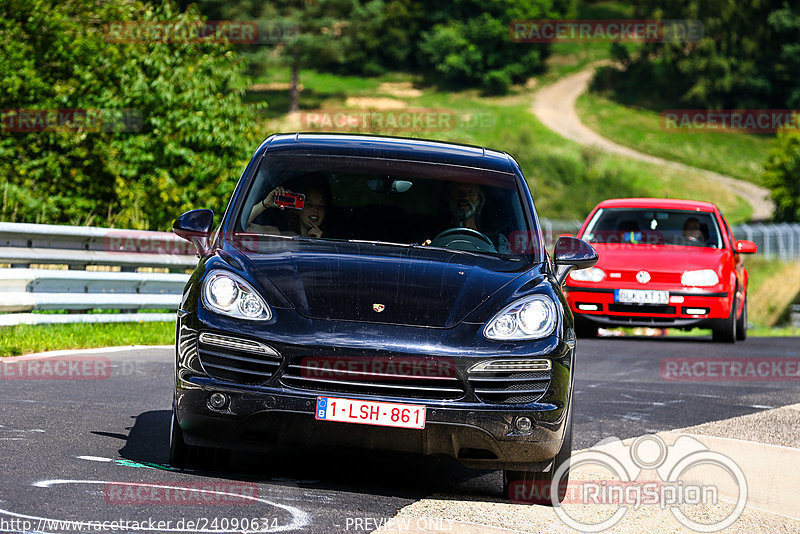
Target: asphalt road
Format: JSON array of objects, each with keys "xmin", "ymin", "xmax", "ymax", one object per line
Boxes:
[{"xmin": 1, "ymin": 336, "xmax": 798, "ymax": 533}]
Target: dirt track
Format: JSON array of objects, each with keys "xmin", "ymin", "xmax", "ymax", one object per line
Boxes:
[{"xmin": 532, "ymin": 65, "xmax": 774, "ymax": 221}]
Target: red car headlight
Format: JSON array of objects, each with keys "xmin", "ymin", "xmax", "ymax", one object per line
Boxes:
[
  {"xmin": 568, "ymin": 267, "xmax": 605, "ymax": 282},
  {"xmin": 681, "ymin": 269, "xmax": 719, "ymax": 287}
]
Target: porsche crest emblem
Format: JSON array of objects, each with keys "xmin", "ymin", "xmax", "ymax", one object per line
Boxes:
[{"xmin": 373, "ymin": 303, "xmax": 385, "ymax": 313}]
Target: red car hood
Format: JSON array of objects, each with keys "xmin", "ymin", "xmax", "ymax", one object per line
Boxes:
[
  {"xmin": 590, "ymin": 244, "xmax": 727, "ymax": 272},
  {"xmin": 567, "ymin": 243, "xmax": 733, "ymax": 288}
]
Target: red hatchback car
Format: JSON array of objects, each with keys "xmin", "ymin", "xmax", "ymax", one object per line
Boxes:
[{"xmin": 564, "ymin": 198, "xmax": 757, "ymax": 342}]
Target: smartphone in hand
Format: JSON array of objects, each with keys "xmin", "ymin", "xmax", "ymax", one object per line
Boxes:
[{"xmin": 274, "ymin": 192, "xmax": 305, "ymax": 209}]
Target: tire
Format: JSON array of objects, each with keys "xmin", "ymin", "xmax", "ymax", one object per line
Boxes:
[
  {"xmin": 504, "ymin": 406, "xmax": 573, "ymax": 506},
  {"xmin": 169, "ymin": 410, "xmax": 230, "ymax": 471},
  {"xmin": 712, "ymin": 297, "xmax": 737, "ymax": 343},
  {"xmin": 169, "ymin": 410, "xmax": 188, "ymax": 468},
  {"xmin": 573, "ymin": 317, "xmax": 598, "ymax": 339},
  {"xmin": 736, "ymin": 295, "xmax": 747, "ymax": 341}
]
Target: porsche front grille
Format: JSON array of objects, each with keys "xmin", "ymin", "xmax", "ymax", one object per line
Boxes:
[
  {"xmin": 280, "ymin": 359, "xmax": 466, "ymax": 400},
  {"xmin": 197, "ymin": 333, "xmax": 281, "ymax": 385},
  {"xmin": 468, "ymin": 359, "xmax": 552, "ymax": 404}
]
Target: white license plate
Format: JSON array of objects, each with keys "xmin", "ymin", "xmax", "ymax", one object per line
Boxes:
[
  {"xmin": 315, "ymin": 397, "xmax": 426, "ymax": 430},
  {"xmin": 615, "ymin": 289, "xmax": 669, "ymax": 305}
]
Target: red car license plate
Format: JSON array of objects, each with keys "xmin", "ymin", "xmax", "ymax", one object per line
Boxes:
[
  {"xmin": 315, "ymin": 397, "xmax": 426, "ymax": 429},
  {"xmin": 616, "ymin": 289, "xmax": 669, "ymax": 304}
]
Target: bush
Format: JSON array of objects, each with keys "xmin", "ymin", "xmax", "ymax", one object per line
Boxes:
[
  {"xmin": 764, "ymin": 128, "xmax": 800, "ymax": 222},
  {"xmin": 0, "ymin": 0, "xmax": 260, "ymax": 230}
]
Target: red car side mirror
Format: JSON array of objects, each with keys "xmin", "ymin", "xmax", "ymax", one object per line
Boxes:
[{"xmin": 735, "ymin": 240, "xmax": 757, "ymax": 254}]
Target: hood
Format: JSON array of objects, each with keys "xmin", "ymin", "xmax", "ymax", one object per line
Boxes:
[{"xmin": 237, "ymin": 241, "xmax": 528, "ymax": 328}]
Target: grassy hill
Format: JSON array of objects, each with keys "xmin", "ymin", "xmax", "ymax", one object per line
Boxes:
[{"xmin": 252, "ymin": 69, "xmax": 751, "ymax": 223}]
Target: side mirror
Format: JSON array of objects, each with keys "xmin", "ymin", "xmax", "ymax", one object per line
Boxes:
[
  {"xmin": 173, "ymin": 209, "xmax": 214, "ymax": 257},
  {"xmin": 735, "ymin": 240, "xmax": 757, "ymax": 254},
  {"xmin": 553, "ymin": 236, "xmax": 599, "ymax": 285}
]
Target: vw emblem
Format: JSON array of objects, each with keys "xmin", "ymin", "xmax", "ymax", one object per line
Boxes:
[
  {"xmin": 636, "ymin": 270, "xmax": 651, "ymax": 284},
  {"xmin": 373, "ymin": 303, "xmax": 385, "ymax": 313}
]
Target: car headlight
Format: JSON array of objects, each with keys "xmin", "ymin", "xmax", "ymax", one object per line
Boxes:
[
  {"xmin": 202, "ymin": 271, "xmax": 271, "ymax": 320},
  {"xmin": 681, "ymin": 269, "xmax": 719, "ymax": 287},
  {"xmin": 484, "ymin": 295, "xmax": 558, "ymax": 341},
  {"xmin": 568, "ymin": 267, "xmax": 605, "ymax": 282}
]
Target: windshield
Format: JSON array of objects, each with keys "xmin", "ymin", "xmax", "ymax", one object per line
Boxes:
[
  {"xmin": 232, "ymin": 153, "xmax": 539, "ymax": 262},
  {"xmin": 582, "ymin": 208, "xmax": 723, "ymax": 248}
]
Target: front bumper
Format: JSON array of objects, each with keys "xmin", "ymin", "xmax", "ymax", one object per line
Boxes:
[
  {"xmin": 565, "ymin": 286, "xmax": 730, "ymax": 328},
  {"xmin": 176, "ymin": 386, "xmax": 565, "ymax": 470},
  {"xmin": 174, "ymin": 311, "xmax": 574, "ymax": 470}
]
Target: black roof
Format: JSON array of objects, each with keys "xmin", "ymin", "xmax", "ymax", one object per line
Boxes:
[{"xmin": 259, "ymin": 133, "xmax": 517, "ymax": 174}]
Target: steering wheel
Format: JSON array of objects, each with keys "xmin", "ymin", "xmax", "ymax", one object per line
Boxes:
[
  {"xmin": 686, "ymin": 235, "xmax": 703, "ymax": 245},
  {"xmin": 430, "ymin": 227, "xmax": 497, "ymax": 253}
]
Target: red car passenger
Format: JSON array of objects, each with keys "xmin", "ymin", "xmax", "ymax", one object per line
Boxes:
[{"xmin": 565, "ymin": 198, "xmax": 757, "ymax": 343}]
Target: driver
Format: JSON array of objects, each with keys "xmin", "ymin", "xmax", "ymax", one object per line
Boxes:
[
  {"xmin": 445, "ymin": 182, "xmax": 485, "ymax": 230},
  {"xmin": 683, "ymin": 217, "xmax": 705, "ymax": 245},
  {"xmin": 427, "ymin": 182, "xmax": 510, "ymax": 253}
]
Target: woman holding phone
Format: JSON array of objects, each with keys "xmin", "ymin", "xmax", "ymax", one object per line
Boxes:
[{"xmin": 247, "ymin": 174, "xmax": 331, "ymax": 238}]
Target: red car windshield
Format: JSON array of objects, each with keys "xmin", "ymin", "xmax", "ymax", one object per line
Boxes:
[{"xmin": 582, "ymin": 208, "xmax": 723, "ymax": 248}]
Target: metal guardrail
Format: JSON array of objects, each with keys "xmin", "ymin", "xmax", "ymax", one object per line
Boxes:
[
  {"xmin": 734, "ymin": 223, "xmax": 800, "ymax": 261},
  {"xmin": 0, "ymin": 222, "xmax": 195, "ymax": 325},
  {"xmin": 540, "ymin": 219, "xmax": 583, "ymax": 247},
  {"xmin": 540, "ymin": 219, "xmax": 800, "ymax": 261},
  {"xmin": 1, "ymin": 219, "xmax": 796, "ymax": 326}
]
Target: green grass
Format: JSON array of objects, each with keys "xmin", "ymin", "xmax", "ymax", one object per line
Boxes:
[
  {"xmin": 664, "ymin": 326, "xmax": 800, "ymax": 338},
  {"xmin": 0, "ymin": 321, "xmax": 175, "ymax": 357},
  {"xmin": 536, "ymin": 1, "xmax": 639, "ymax": 85},
  {"xmin": 255, "ymin": 68, "xmax": 751, "ymax": 223},
  {"xmin": 576, "ymin": 90, "xmax": 773, "ymax": 186},
  {"xmin": 744, "ymin": 256, "xmax": 788, "ymax": 296}
]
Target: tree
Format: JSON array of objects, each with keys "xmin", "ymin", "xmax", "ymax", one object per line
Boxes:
[
  {"xmin": 0, "ymin": 0, "xmax": 259, "ymax": 230},
  {"xmin": 608, "ymin": 0, "xmax": 800, "ymax": 109},
  {"xmin": 764, "ymin": 127, "xmax": 800, "ymax": 222},
  {"xmin": 416, "ymin": 0, "xmax": 572, "ymax": 94},
  {"xmin": 183, "ymin": 0, "xmax": 573, "ymax": 95},
  {"xmin": 181, "ymin": 0, "xmax": 351, "ymax": 112}
]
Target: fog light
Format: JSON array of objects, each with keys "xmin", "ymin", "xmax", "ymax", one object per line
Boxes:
[
  {"xmin": 684, "ymin": 307, "xmax": 709, "ymax": 315},
  {"xmin": 208, "ymin": 392, "xmax": 229, "ymax": 410},
  {"xmin": 577, "ymin": 303, "xmax": 600, "ymax": 311},
  {"xmin": 514, "ymin": 416, "xmax": 533, "ymax": 433}
]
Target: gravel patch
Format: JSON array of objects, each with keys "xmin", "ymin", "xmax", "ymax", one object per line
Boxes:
[
  {"xmin": 681, "ymin": 403, "xmax": 800, "ymax": 448},
  {"xmin": 374, "ymin": 404, "xmax": 800, "ymax": 533}
]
